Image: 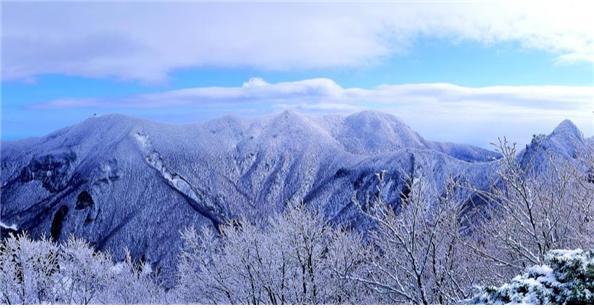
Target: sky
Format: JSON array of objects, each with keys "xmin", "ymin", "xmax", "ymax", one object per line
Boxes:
[{"xmin": 1, "ymin": 1, "xmax": 593, "ymax": 148}]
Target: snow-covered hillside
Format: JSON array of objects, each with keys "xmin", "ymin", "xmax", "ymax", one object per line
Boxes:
[{"xmin": 0, "ymin": 110, "xmax": 588, "ymax": 284}]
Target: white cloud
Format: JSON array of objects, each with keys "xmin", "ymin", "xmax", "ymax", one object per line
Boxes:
[
  {"xmin": 35, "ymin": 77, "xmax": 345, "ymax": 108},
  {"xmin": 35, "ymin": 78, "xmax": 593, "ymax": 111},
  {"xmin": 33, "ymin": 78, "xmax": 594, "ymax": 147},
  {"xmin": 3, "ymin": 1, "xmax": 593, "ymax": 82}
]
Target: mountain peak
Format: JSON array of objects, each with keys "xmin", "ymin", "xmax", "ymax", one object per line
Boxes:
[
  {"xmin": 278, "ymin": 109, "xmax": 302, "ymax": 118},
  {"xmin": 550, "ymin": 119, "xmax": 583, "ymax": 141},
  {"xmin": 520, "ymin": 119, "xmax": 586, "ymax": 164},
  {"xmin": 346, "ymin": 110, "xmax": 412, "ymax": 130},
  {"xmin": 265, "ymin": 110, "xmax": 323, "ymax": 135},
  {"xmin": 81, "ymin": 113, "xmax": 149, "ymax": 128},
  {"xmin": 345, "ymin": 110, "xmax": 415, "ymax": 134},
  {"xmin": 268, "ymin": 109, "xmax": 308, "ymax": 126},
  {"xmin": 351, "ymin": 110, "xmax": 399, "ymax": 121},
  {"xmin": 92, "ymin": 113, "xmax": 138, "ymax": 121},
  {"xmin": 336, "ymin": 110, "xmax": 426, "ymax": 154}
]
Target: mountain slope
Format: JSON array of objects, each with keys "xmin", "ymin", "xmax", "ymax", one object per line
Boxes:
[
  {"xmin": 329, "ymin": 110, "xmax": 499, "ymax": 162},
  {"xmin": 1, "ymin": 111, "xmax": 584, "ymax": 285}
]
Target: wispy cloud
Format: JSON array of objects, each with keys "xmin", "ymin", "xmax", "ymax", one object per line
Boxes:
[
  {"xmin": 35, "ymin": 78, "xmax": 593, "ymax": 111},
  {"xmin": 3, "ymin": 1, "xmax": 593, "ymax": 82}
]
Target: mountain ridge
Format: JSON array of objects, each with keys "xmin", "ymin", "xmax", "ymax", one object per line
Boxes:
[{"xmin": 1, "ymin": 110, "xmax": 588, "ymax": 286}]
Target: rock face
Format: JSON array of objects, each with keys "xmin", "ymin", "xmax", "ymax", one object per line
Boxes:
[{"xmin": 0, "ymin": 110, "xmax": 586, "ymax": 285}]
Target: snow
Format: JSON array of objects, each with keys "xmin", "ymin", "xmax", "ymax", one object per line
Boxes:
[
  {"xmin": 0, "ymin": 110, "xmax": 588, "ymax": 286},
  {"xmin": 0, "ymin": 220, "xmax": 18, "ymax": 231},
  {"xmin": 551, "ymin": 119, "xmax": 583, "ymax": 141},
  {"xmin": 134, "ymin": 131, "xmax": 151, "ymax": 149},
  {"xmin": 528, "ymin": 264, "xmax": 553, "ymax": 277},
  {"xmin": 471, "ymin": 249, "xmax": 594, "ymax": 304}
]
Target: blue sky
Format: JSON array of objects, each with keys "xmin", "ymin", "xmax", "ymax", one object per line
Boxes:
[{"xmin": 2, "ymin": 2, "xmax": 593, "ymax": 147}]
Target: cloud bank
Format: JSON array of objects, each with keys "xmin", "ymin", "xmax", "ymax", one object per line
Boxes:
[
  {"xmin": 3, "ymin": 1, "xmax": 594, "ymax": 82},
  {"xmin": 33, "ymin": 78, "xmax": 594, "ymax": 147}
]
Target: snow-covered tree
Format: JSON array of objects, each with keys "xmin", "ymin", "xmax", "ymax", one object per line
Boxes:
[
  {"xmin": 175, "ymin": 203, "xmax": 373, "ymax": 304},
  {"xmin": 470, "ymin": 249, "xmax": 594, "ymax": 304},
  {"xmin": 96, "ymin": 249, "xmax": 166, "ymax": 304},
  {"xmin": 0, "ymin": 233, "xmax": 166, "ymax": 304},
  {"xmin": 2, "ymin": 135, "xmax": 592, "ymax": 305},
  {"xmin": 53, "ymin": 237, "xmax": 113, "ymax": 304},
  {"xmin": 349, "ymin": 171, "xmax": 476, "ymax": 304},
  {"xmin": 463, "ymin": 138, "xmax": 594, "ymax": 280},
  {"xmin": 0, "ymin": 233, "xmax": 59, "ymax": 304}
]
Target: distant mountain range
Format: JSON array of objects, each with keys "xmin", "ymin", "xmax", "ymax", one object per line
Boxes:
[{"xmin": 1, "ymin": 110, "xmax": 590, "ymax": 284}]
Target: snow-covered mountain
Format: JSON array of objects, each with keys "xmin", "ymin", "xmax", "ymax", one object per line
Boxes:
[
  {"xmin": 0, "ymin": 110, "xmax": 586, "ymax": 284},
  {"xmin": 518, "ymin": 119, "xmax": 590, "ymax": 173},
  {"xmin": 331, "ymin": 111, "xmax": 499, "ymax": 162}
]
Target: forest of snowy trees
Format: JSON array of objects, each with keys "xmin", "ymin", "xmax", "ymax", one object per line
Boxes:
[{"xmin": 1, "ymin": 140, "xmax": 593, "ymax": 304}]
